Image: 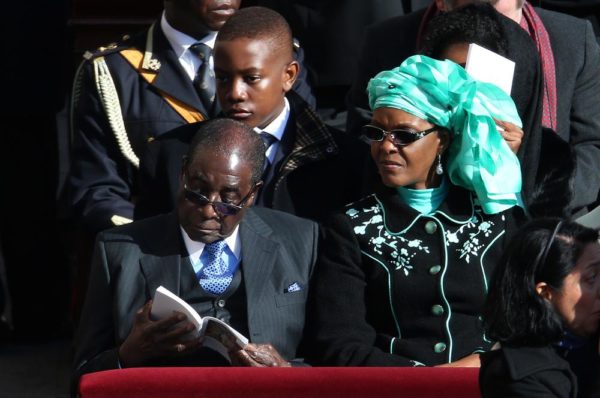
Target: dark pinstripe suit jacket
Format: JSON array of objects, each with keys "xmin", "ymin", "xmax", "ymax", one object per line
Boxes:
[{"xmin": 73, "ymin": 207, "xmax": 318, "ymax": 380}]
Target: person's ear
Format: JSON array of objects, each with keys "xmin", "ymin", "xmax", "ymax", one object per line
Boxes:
[
  {"xmin": 535, "ymin": 281, "xmax": 554, "ymax": 301},
  {"xmin": 245, "ymin": 181, "xmax": 263, "ymax": 207},
  {"xmin": 282, "ymin": 60, "xmax": 299, "ymax": 93}
]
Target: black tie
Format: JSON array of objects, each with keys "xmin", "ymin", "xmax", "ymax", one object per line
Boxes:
[
  {"xmin": 189, "ymin": 42, "xmax": 216, "ymax": 111},
  {"xmin": 259, "ymin": 131, "xmax": 277, "ymax": 178}
]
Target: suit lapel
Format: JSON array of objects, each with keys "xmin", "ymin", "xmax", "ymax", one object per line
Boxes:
[
  {"xmin": 148, "ymin": 24, "xmax": 207, "ymax": 115},
  {"xmin": 240, "ymin": 210, "xmax": 280, "ymax": 323},
  {"xmin": 139, "ymin": 213, "xmax": 184, "ymax": 297}
]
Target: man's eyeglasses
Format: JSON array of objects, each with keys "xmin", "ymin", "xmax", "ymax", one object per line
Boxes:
[
  {"xmin": 183, "ymin": 182, "xmax": 255, "ymax": 216},
  {"xmin": 361, "ymin": 125, "xmax": 438, "ymax": 147}
]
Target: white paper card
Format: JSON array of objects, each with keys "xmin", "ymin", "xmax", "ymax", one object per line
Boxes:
[{"xmin": 465, "ymin": 43, "xmax": 515, "ymax": 95}]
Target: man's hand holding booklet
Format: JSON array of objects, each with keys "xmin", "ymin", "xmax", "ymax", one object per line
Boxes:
[
  {"xmin": 150, "ymin": 285, "xmax": 248, "ymax": 361},
  {"xmin": 150, "ymin": 286, "xmax": 292, "ymax": 367}
]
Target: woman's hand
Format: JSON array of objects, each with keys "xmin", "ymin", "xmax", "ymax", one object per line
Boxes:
[
  {"xmin": 494, "ymin": 119, "xmax": 523, "ymax": 154},
  {"xmin": 435, "ymin": 353, "xmax": 481, "ymax": 368},
  {"xmin": 229, "ymin": 343, "xmax": 291, "ymax": 367}
]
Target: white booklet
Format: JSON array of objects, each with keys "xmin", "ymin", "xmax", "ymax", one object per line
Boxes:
[
  {"xmin": 150, "ymin": 285, "xmax": 249, "ymax": 361},
  {"xmin": 465, "ymin": 43, "xmax": 515, "ymax": 95}
]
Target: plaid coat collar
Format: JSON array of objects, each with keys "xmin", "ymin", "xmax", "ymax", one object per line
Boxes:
[{"xmin": 276, "ymin": 91, "xmax": 339, "ymax": 180}]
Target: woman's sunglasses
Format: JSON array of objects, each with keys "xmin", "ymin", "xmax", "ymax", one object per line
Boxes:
[{"xmin": 361, "ymin": 125, "xmax": 438, "ymax": 146}]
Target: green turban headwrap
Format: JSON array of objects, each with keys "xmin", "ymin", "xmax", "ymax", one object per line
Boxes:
[{"xmin": 367, "ymin": 55, "xmax": 523, "ymax": 215}]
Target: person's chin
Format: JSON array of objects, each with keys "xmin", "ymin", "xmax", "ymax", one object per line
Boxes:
[
  {"xmin": 187, "ymin": 227, "xmax": 223, "ymax": 244},
  {"xmin": 205, "ymin": 17, "xmax": 229, "ymax": 31},
  {"xmin": 204, "ymin": 7, "xmax": 237, "ymax": 30},
  {"xmin": 225, "ymin": 110, "xmax": 255, "ymax": 126},
  {"xmin": 379, "ymin": 172, "xmax": 407, "ymax": 189}
]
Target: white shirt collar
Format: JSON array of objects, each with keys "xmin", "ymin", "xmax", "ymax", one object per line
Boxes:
[
  {"xmin": 180, "ymin": 225, "xmax": 241, "ymax": 270},
  {"xmin": 160, "ymin": 11, "xmax": 217, "ymax": 80},
  {"xmin": 253, "ymin": 98, "xmax": 290, "ymax": 162}
]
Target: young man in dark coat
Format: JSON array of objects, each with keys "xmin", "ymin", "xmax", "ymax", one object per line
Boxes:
[{"xmin": 136, "ymin": 6, "xmax": 370, "ymax": 223}]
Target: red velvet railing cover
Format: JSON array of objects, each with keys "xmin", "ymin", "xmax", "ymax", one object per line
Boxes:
[{"xmin": 79, "ymin": 367, "xmax": 480, "ymax": 398}]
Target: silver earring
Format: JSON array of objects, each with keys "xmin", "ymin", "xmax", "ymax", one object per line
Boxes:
[{"xmin": 435, "ymin": 154, "xmax": 443, "ymax": 175}]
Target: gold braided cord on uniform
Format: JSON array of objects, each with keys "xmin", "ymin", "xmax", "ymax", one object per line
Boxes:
[
  {"xmin": 119, "ymin": 49, "xmax": 205, "ymax": 124},
  {"xmin": 93, "ymin": 56, "xmax": 140, "ymax": 168}
]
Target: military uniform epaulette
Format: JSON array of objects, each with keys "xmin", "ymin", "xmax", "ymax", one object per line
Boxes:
[{"xmin": 82, "ymin": 34, "xmax": 134, "ymax": 61}]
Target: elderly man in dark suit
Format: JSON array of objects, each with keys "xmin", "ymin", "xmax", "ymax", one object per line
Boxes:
[{"xmin": 73, "ymin": 118, "xmax": 318, "ymax": 387}]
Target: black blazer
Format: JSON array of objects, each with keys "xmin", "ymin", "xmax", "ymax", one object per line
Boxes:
[
  {"xmin": 305, "ymin": 185, "xmax": 524, "ymax": 367},
  {"xmin": 480, "ymin": 346, "xmax": 577, "ymax": 398},
  {"xmin": 73, "ymin": 207, "xmax": 318, "ymax": 382},
  {"xmin": 535, "ymin": 8, "xmax": 600, "ymax": 213}
]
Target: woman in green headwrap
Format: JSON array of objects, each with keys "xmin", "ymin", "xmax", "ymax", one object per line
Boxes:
[{"xmin": 306, "ymin": 55, "xmax": 526, "ymax": 367}]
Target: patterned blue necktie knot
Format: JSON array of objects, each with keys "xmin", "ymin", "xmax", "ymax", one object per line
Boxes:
[
  {"xmin": 197, "ymin": 240, "xmax": 231, "ymax": 295},
  {"xmin": 259, "ymin": 131, "xmax": 278, "ymax": 179},
  {"xmin": 259, "ymin": 131, "xmax": 277, "ymax": 151},
  {"xmin": 189, "ymin": 42, "xmax": 216, "ymax": 111}
]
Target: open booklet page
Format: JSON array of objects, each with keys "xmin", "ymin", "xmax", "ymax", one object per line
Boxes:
[{"xmin": 150, "ymin": 285, "xmax": 249, "ymax": 360}]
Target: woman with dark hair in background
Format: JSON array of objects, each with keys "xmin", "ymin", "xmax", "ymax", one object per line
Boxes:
[
  {"xmin": 481, "ymin": 218, "xmax": 600, "ymax": 398},
  {"xmin": 421, "ymin": 2, "xmax": 509, "ymax": 65}
]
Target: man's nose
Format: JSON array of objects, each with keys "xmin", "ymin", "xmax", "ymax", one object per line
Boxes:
[
  {"xmin": 197, "ymin": 199, "xmax": 219, "ymax": 219},
  {"xmin": 228, "ymin": 79, "xmax": 247, "ymax": 102}
]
